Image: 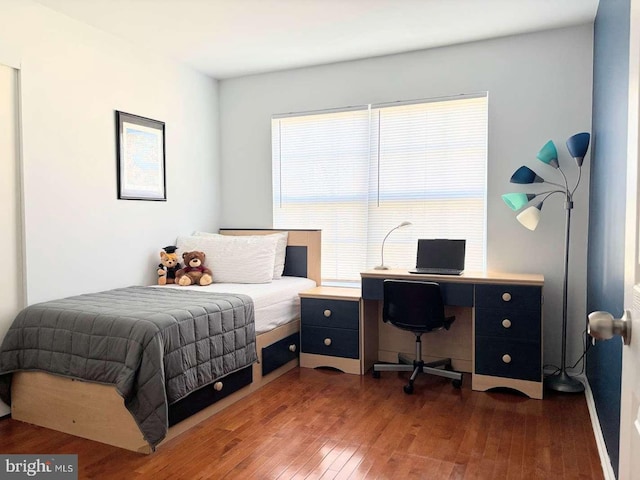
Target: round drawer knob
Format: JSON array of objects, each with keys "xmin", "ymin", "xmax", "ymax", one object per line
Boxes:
[
  {"xmin": 502, "ymin": 292, "xmax": 512, "ymax": 302},
  {"xmin": 214, "ymin": 381, "xmax": 223, "ymax": 391},
  {"xmin": 289, "ymin": 344, "xmax": 297, "ymax": 352},
  {"xmin": 324, "ymin": 338, "xmax": 332, "ymax": 346},
  {"xmin": 502, "ymin": 354, "xmax": 512, "ymax": 364},
  {"xmin": 502, "ymin": 319, "xmax": 512, "ymax": 329},
  {"xmin": 324, "ymin": 309, "xmax": 332, "ymax": 317}
]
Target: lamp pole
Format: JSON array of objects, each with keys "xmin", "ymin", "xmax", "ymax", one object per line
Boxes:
[{"xmin": 544, "ymin": 194, "xmax": 584, "ymax": 392}]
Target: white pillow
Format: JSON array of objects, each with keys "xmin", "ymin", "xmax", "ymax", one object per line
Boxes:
[
  {"xmin": 176, "ymin": 234, "xmax": 278, "ymax": 284},
  {"xmin": 194, "ymin": 231, "xmax": 288, "ymax": 279}
]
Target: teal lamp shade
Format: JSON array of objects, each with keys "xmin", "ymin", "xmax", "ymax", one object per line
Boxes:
[
  {"xmin": 510, "ymin": 166, "xmax": 544, "ymax": 184},
  {"xmin": 536, "ymin": 140, "xmax": 559, "ymax": 168},
  {"xmin": 516, "ymin": 202, "xmax": 543, "ymax": 231},
  {"xmin": 502, "ymin": 193, "xmax": 536, "ymax": 211},
  {"xmin": 566, "ymin": 132, "xmax": 590, "ymax": 166}
]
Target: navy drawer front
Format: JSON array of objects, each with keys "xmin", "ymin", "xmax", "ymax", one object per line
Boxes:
[
  {"xmin": 168, "ymin": 365, "xmax": 253, "ymax": 426},
  {"xmin": 361, "ymin": 278, "xmax": 383, "ymax": 300},
  {"xmin": 475, "ymin": 337, "xmax": 541, "ymax": 381},
  {"xmin": 475, "ymin": 284, "xmax": 541, "ymax": 311},
  {"xmin": 475, "ymin": 307, "xmax": 541, "ymax": 340},
  {"xmin": 362, "ymin": 278, "xmax": 473, "ymax": 307},
  {"xmin": 301, "ymin": 298, "xmax": 359, "ymax": 330},
  {"xmin": 262, "ymin": 332, "xmax": 299, "ymax": 376},
  {"xmin": 301, "ymin": 325, "xmax": 359, "ymax": 358}
]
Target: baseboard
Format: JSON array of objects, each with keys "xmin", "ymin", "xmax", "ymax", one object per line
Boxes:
[{"xmin": 583, "ymin": 377, "xmax": 616, "ymax": 480}]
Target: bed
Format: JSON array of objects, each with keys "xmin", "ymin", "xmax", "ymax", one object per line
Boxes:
[{"xmin": 0, "ymin": 229, "xmax": 320, "ymax": 454}]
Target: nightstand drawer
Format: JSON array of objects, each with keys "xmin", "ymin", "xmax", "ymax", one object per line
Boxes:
[
  {"xmin": 301, "ymin": 298, "xmax": 359, "ymax": 330},
  {"xmin": 475, "ymin": 337, "xmax": 541, "ymax": 381},
  {"xmin": 475, "ymin": 307, "xmax": 541, "ymax": 340},
  {"xmin": 475, "ymin": 285, "xmax": 542, "ymax": 311},
  {"xmin": 301, "ymin": 325, "xmax": 359, "ymax": 359}
]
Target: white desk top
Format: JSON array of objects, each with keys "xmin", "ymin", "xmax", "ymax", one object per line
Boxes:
[{"xmin": 360, "ymin": 269, "xmax": 544, "ymax": 286}]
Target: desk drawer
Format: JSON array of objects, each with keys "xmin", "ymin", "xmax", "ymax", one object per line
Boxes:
[
  {"xmin": 475, "ymin": 337, "xmax": 541, "ymax": 381},
  {"xmin": 475, "ymin": 285, "xmax": 541, "ymax": 311},
  {"xmin": 475, "ymin": 307, "xmax": 541, "ymax": 340},
  {"xmin": 301, "ymin": 325, "xmax": 359, "ymax": 358},
  {"xmin": 301, "ymin": 298, "xmax": 359, "ymax": 330},
  {"xmin": 361, "ymin": 278, "xmax": 473, "ymax": 307}
]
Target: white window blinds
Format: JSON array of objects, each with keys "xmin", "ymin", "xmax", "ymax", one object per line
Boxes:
[{"xmin": 273, "ymin": 94, "xmax": 488, "ymax": 284}]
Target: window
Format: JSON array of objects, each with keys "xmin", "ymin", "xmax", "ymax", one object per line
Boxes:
[{"xmin": 272, "ymin": 94, "xmax": 488, "ymax": 284}]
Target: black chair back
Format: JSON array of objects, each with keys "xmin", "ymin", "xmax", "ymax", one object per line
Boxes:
[{"xmin": 383, "ymin": 280, "xmax": 451, "ymax": 333}]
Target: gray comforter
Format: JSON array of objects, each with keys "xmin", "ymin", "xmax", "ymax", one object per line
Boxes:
[{"xmin": 0, "ymin": 286, "xmax": 258, "ymax": 448}]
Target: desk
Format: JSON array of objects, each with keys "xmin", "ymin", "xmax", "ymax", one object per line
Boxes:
[{"xmin": 360, "ymin": 269, "xmax": 544, "ymax": 399}]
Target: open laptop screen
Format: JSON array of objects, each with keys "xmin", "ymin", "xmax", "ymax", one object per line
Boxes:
[{"xmin": 415, "ymin": 239, "xmax": 466, "ymax": 272}]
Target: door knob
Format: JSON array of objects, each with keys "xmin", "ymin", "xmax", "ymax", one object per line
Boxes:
[{"xmin": 587, "ymin": 310, "xmax": 632, "ymax": 345}]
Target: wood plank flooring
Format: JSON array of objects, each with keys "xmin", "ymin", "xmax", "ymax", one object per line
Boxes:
[{"xmin": 0, "ymin": 367, "xmax": 604, "ymax": 479}]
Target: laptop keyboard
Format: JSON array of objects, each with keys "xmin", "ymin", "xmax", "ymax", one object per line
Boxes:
[{"xmin": 412, "ymin": 268, "xmax": 462, "ymax": 275}]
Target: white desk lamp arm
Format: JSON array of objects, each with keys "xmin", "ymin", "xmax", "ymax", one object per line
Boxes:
[{"xmin": 375, "ymin": 221, "xmax": 411, "ymax": 270}]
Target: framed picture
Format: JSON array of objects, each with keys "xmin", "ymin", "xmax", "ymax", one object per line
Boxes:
[{"xmin": 116, "ymin": 111, "xmax": 166, "ymax": 201}]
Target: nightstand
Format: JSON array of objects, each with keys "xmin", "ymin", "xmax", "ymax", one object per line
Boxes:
[{"xmin": 299, "ymin": 286, "xmax": 362, "ymax": 375}]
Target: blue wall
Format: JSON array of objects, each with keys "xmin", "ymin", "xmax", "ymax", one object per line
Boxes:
[{"xmin": 587, "ymin": 0, "xmax": 630, "ymax": 476}]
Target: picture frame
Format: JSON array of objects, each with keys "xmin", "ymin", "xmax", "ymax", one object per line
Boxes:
[{"xmin": 116, "ymin": 111, "xmax": 166, "ymax": 201}]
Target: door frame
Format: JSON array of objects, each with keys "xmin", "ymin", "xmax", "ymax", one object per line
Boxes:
[{"xmin": 0, "ymin": 53, "xmax": 26, "ymax": 417}]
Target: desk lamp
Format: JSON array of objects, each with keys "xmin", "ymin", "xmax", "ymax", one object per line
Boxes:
[
  {"xmin": 375, "ymin": 221, "xmax": 412, "ymax": 270},
  {"xmin": 501, "ymin": 132, "xmax": 590, "ymax": 393}
]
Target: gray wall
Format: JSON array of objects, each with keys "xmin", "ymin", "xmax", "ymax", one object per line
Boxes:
[
  {"xmin": 0, "ymin": 0, "xmax": 221, "ymax": 304},
  {"xmin": 587, "ymin": 0, "xmax": 630, "ymax": 476},
  {"xmin": 219, "ymin": 25, "xmax": 594, "ymax": 371}
]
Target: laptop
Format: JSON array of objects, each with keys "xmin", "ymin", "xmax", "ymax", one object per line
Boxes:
[{"xmin": 409, "ymin": 239, "xmax": 466, "ymax": 275}]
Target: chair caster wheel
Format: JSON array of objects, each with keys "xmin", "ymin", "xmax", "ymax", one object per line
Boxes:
[
  {"xmin": 403, "ymin": 384, "xmax": 414, "ymax": 394},
  {"xmin": 452, "ymin": 379, "xmax": 462, "ymax": 389},
  {"xmin": 372, "ymin": 370, "xmax": 380, "ymax": 379}
]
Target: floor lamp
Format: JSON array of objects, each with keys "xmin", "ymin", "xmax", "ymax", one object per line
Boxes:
[{"xmin": 501, "ymin": 132, "xmax": 590, "ymax": 393}]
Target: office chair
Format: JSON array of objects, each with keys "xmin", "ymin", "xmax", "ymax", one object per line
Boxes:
[{"xmin": 372, "ymin": 280, "xmax": 463, "ymax": 394}]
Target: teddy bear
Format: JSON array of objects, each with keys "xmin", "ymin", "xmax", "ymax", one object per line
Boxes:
[
  {"xmin": 175, "ymin": 251, "xmax": 213, "ymax": 286},
  {"xmin": 157, "ymin": 246, "xmax": 182, "ymax": 285}
]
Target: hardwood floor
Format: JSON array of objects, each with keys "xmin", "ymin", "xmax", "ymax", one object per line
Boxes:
[{"xmin": 0, "ymin": 367, "xmax": 603, "ymax": 479}]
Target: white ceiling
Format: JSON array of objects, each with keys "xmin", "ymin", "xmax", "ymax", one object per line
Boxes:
[{"xmin": 35, "ymin": 0, "xmax": 599, "ymax": 79}]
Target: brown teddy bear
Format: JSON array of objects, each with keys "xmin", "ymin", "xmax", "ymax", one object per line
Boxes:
[
  {"xmin": 175, "ymin": 251, "xmax": 213, "ymax": 286},
  {"xmin": 157, "ymin": 246, "xmax": 181, "ymax": 285}
]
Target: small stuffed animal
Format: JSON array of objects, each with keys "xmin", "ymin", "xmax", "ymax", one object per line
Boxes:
[
  {"xmin": 175, "ymin": 251, "xmax": 213, "ymax": 286},
  {"xmin": 157, "ymin": 246, "xmax": 182, "ymax": 285}
]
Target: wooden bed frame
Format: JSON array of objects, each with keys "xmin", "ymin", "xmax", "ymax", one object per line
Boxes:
[{"xmin": 10, "ymin": 229, "xmax": 321, "ymax": 454}]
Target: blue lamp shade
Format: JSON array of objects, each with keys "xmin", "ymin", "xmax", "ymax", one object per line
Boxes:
[
  {"xmin": 536, "ymin": 140, "xmax": 559, "ymax": 168},
  {"xmin": 516, "ymin": 202, "xmax": 543, "ymax": 231},
  {"xmin": 501, "ymin": 193, "xmax": 536, "ymax": 211},
  {"xmin": 566, "ymin": 132, "xmax": 591, "ymax": 166},
  {"xmin": 510, "ymin": 166, "xmax": 544, "ymax": 184}
]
